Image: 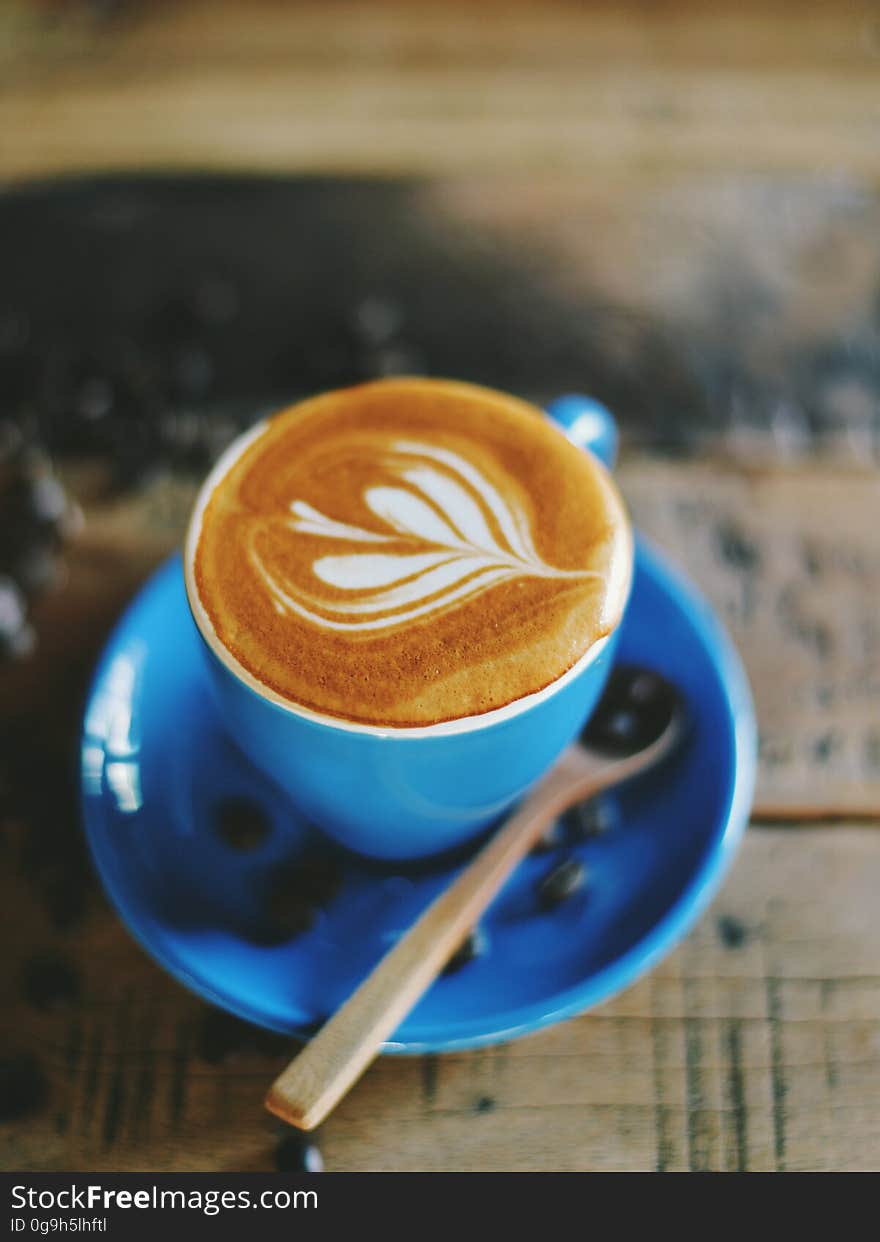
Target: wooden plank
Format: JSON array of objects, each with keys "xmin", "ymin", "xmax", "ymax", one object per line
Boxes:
[
  {"xmin": 2, "ymin": 828, "xmax": 878, "ymax": 1171},
  {"xmin": 2, "ymin": 2, "xmax": 880, "ymax": 180},
  {"xmin": 619, "ymin": 461, "xmax": 880, "ymax": 818}
]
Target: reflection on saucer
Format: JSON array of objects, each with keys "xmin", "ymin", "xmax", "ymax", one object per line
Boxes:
[{"xmin": 83, "ymin": 645, "xmax": 145, "ymax": 813}]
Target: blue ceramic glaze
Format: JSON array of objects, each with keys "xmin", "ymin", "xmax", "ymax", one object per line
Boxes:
[
  {"xmin": 544, "ymin": 394, "xmax": 620, "ymax": 469},
  {"xmin": 186, "ymin": 396, "xmax": 630, "ymax": 861},
  {"xmin": 81, "ymin": 536, "xmax": 756, "ymax": 1052}
]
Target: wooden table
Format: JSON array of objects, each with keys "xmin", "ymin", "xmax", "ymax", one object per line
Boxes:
[{"xmin": 1, "ymin": 0, "xmax": 879, "ymax": 1172}]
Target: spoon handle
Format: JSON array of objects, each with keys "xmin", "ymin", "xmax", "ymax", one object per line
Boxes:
[{"xmin": 265, "ymin": 746, "xmax": 609, "ymax": 1131}]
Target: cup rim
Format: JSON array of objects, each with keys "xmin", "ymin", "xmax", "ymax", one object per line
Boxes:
[{"xmin": 183, "ymin": 404, "xmax": 630, "ymax": 739}]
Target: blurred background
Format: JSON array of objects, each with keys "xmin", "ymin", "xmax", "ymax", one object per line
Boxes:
[{"xmin": 1, "ymin": 0, "xmax": 879, "ymax": 1172}]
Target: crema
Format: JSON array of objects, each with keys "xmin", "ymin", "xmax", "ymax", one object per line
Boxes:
[{"xmin": 192, "ymin": 378, "xmax": 631, "ymax": 727}]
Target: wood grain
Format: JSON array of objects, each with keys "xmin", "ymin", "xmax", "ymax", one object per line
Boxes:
[
  {"xmin": 621, "ymin": 462, "xmax": 880, "ymax": 818},
  {"xmin": 3, "ymin": 828, "xmax": 878, "ymax": 1171},
  {"xmin": 1, "ymin": 2, "xmax": 880, "ymax": 181}
]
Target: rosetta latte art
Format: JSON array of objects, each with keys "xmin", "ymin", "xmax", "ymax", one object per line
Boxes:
[
  {"xmin": 193, "ymin": 379, "xmax": 631, "ymax": 724},
  {"xmin": 248, "ymin": 440, "xmax": 600, "ymax": 634}
]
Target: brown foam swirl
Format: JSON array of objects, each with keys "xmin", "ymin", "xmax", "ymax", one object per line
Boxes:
[{"xmin": 191, "ymin": 379, "xmax": 632, "ymax": 727}]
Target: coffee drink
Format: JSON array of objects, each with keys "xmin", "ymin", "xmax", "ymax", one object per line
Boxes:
[{"xmin": 191, "ymin": 378, "xmax": 631, "ymax": 727}]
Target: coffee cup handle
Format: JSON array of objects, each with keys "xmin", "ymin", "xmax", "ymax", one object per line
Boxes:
[{"xmin": 544, "ymin": 395, "xmax": 619, "ymax": 470}]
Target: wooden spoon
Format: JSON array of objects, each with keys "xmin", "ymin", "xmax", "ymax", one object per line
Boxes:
[{"xmin": 266, "ymin": 667, "xmax": 682, "ymax": 1132}]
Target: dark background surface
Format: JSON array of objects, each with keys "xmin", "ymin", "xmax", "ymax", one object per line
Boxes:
[
  {"xmin": 0, "ymin": 173, "xmax": 739, "ymax": 473},
  {"xmin": 5, "ymin": 173, "xmax": 880, "ymax": 479}
]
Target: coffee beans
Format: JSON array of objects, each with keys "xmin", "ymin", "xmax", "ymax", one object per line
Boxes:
[
  {"xmin": 0, "ymin": 430, "xmax": 80, "ymax": 660},
  {"xmin": 443, "ymin": 928, "xmax": 487, "ymax": 974},
  {"xmin": 0, "ymin": 575, "xmax": 34, "ymax": 658},
  {"xmin": 581, "ymin": 666, "xmax": 680, "ymax": 757},
  {"xmin": 560, "ymin": 796, "xmax": 616, "ymax": 843},
  {"xmin": 250, "ymin": 852, "xmax": 342, "ymax": 946},
  {"xmin": 274, "ymin": 1132, "xmax": 324, "ymax": 1173},
  {"xmin": 537, "ymin": 857, "xmax": 587, "ymax": 909},
  {"xmin": 530, "ymin": 816, "xmax": 567, "ymax": 853}
]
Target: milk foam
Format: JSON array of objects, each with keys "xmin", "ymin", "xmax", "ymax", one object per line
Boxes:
[
  {"xmin": 249, "ymin": 439, "xmax": 600, "ymax": 634},
  {"xmin": 191, "ymin": 379, "xmax": 632, "ymax": 727}
]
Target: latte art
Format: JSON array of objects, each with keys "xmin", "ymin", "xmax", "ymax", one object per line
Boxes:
[
  {"xmin": 191, "ymin": 379, "xmax": 632, "ymax": 727},
  {"xmin": 250, "ymin": 439, "xmax": 599, "ymax": 635}
]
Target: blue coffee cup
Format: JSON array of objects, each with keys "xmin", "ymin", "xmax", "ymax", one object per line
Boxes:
[{"xmin": 184, "ymin": 394, "xmax": 632, "ymax": 860}]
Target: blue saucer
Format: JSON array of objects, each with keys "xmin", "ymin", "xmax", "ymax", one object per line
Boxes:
[{"xmin": 80, "ymin": 539, "xmax": 756, "ymax": 1053}]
